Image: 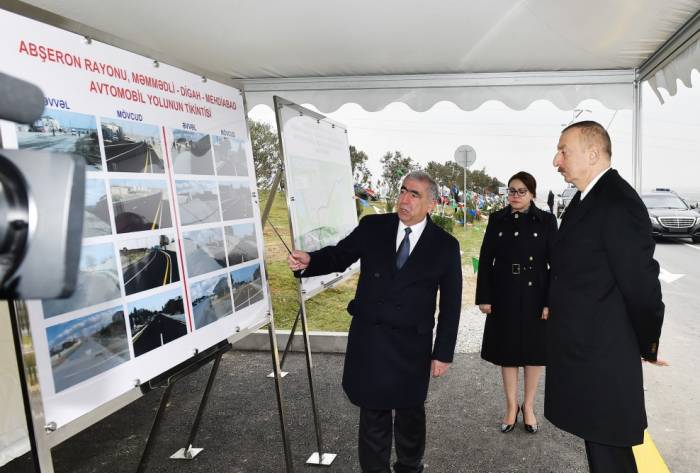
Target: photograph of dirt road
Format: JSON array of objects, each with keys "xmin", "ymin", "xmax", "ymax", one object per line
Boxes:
[
  {"xmin": 46, "ymin": 306, "xmax": 129, "ymax": 393},
  {"xmin": 212, "ymin": 135, "xmax": 248, "ymax": 176},
  {"xmin": 16, "ymin": 109, "xmax": 102, "ymax": 170},
  {"xmin": 190, "ymin": 274, "xmax": 233, "ymax": 329},
  {"xmin": 119, "ymin": 234, "xmax": 180, "ymax": 296},
  {"xmin": 183, "ymin": 227, "xmax": 227, "ymax": 278},
  {"xmin": 225, "ymin": 223, "xmax": 258, "ymax": 266},
  {"xmin": 170, "ymin": 129, "xmax": 214, "ymax": 175},
  {"xmin": 127, "ymin": 288, "xmax": 187, "ymax": 357},
  {"xmin": 42, "ymin": 243, "xmax": 121, "ymax": 318}
]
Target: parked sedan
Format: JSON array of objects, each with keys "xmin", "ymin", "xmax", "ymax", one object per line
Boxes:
[{"xmin": 641, "ymin": 190, "xmax": 700, "ymax": 243}]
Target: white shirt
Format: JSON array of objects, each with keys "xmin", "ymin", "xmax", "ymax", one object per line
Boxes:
[
  {"xmin": 580, "ymin": 167, "xmax": 611, "ymax": 201},
  {"xmin": 396, "ymin": 217, "xmax": 427, "ymax": 255}
]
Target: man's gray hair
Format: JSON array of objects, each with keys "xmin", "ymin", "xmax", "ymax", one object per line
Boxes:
[{"xmin": 404, "ymin": 170, "xmax": 439, "ymax": 201}]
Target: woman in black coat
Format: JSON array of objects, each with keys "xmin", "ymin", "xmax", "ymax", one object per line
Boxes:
[{"xmin": 475, "ymin": 171, "xmax": 557, "ymax": 434}]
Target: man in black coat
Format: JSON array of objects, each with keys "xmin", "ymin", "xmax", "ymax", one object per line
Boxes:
[
  {"xmin": 547, "ymin": 189, "xmax": 555, "ymax": 213},
  {"xmin": 288, "ymin": 171, "xmax": 462, "ymax": 473},
  {"xmin": 546, "ymin": 121, "xmax": 665, "ymax": 473}
]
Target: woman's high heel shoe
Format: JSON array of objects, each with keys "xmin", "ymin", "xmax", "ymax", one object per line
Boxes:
[
  {"xmin": 500, "ymin": 405, "xmax": 520, "ymax": 433},
  {"xmin": 521, "ymin": 404, "xmax": 539, "ymax": 434}
]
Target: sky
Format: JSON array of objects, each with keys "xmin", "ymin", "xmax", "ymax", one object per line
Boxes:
[{"xmin": 249, "ymin": 71, "xmax": 699, "ymax": 201}]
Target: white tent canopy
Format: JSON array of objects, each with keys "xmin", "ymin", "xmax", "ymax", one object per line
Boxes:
[{"xmin": 5, "ymin": 0, "xmax": 699, "ymax": 113}]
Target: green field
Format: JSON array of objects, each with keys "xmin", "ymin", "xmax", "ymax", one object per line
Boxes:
[{"xmin": 260, "ymin": 192, "xmax": 485, "ymax": 331}]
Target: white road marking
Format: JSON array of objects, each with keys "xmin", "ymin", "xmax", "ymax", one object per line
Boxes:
[
  {"xmin": 683, "ymin": 243, "xmax": 700, "ymax": 251},
  {"xmin": 658, "ymin": 267, "xmax": 685, "ymax": 284}
]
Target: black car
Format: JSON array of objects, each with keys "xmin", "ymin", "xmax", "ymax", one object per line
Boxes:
[{"xmin": 641, "ymin": 189, "xmax": 700, "ymax": 243}]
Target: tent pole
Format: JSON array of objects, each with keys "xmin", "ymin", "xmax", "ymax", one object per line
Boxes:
[{"xmin": 632, "ymin": 75, "xmax": 643, "ymax": 192}]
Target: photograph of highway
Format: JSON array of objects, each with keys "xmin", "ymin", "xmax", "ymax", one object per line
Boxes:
[
  {"xmin": 46, "ymin": 306, "xmax": 130, "ymax": 393},
  {"xmin": 84, "ymin": 179, "xmax": 112, "ymax": 238},
  {"xmin": 16, "ymin": 109, "xmax": 102, "ymax": 170},
  {"xmin": 176, "ymin": 180, "xmax": 221, "ymax": 225},
  {"xmin": 170, "ymin": 129, "xmax": 214, "ymax": 175},
  {"xmin": 128, "ymin": 288, "xmax": 187, "ymax": 357},
  {"xmin": 212, "ymin": 135, "xmax": 248, "ymax": 176},
  {"xmin": 190, "ymin": 274, "xmax": 233, "ymax": 329},
  {"xmin": 230, "ymin": 263, "xmax": 264, "ymax": 311},
  {"xmin": 42, "ymin": 243, "xmax": 121, "ymax": 318},
  {"xmin": 183, "ymin": 227, "xmax": 227, "ymax": 278},
  {"xmin": 110, "ymin": 179, "xmax": 173, "ymax": 233},
  {"xmin": 225, "ymin": 223, "xmax": 259, "ymax": 266},
  {"xmin": 101, "ymin": 118, "xmax": 165, "ymax": 173},
  {"xmin": 120, "ymin": 234, "xmax": 180, "ymax": 296},
  {"xmin": 219, "ymin": 181, "xmax": 253, "ymax": 221}
]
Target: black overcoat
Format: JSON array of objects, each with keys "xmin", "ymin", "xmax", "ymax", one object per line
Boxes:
[
  {"xmin": 545, "ymin": 169, "xmax": 664, "ymax": 447},
  {"xmin": 300, "ymin": 213, "xmax": 462, "ymax": 409},
  {"xmin": 475, "ymin": 204, "xmax": 557, "ymax": 366}
]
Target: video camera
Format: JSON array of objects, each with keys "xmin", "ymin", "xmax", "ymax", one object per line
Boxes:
[{"xmin": 0, "ymin": 71, "xmax": 85, "ymax": 299}]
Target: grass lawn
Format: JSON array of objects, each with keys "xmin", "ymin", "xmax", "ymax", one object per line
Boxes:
[{"xmin": 259, "ymin": 192, "xmax": 486, "ymax": 331}]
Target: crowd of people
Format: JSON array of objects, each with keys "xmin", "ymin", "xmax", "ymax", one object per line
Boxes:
[{"xmin": 287, "ymin": 121, "xmax": 665, "ymax": 473}]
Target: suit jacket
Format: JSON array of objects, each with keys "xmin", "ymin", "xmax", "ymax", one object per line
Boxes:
[
  {"xmin": 300, "ymin": 213, "xmax": 462, "ymax": 409},
  {"xmin": 544, "ymin": 169, "xmax": 664, "ymax": 447}
]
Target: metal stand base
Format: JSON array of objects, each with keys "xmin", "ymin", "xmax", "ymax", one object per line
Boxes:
[
  {"xmin": 170, "ymin": 447, "xmax": 204, "ymax": 459},
  {"xmin": 267, "ymin": 371, "xmax": 288, "ymax": 378},
  {"xmin": 306, "ymin": 452, "xmax": 337, "ymax": 466}
]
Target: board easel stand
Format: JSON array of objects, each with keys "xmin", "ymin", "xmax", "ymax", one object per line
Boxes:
[{"xmin": 9, "ymin": 300, "xmax": 295, "ymax": 473}]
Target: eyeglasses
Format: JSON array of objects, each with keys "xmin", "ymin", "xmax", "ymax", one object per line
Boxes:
[{"xmin": 507, "ymin": 188, "xmax": 529, "ymax": 196}]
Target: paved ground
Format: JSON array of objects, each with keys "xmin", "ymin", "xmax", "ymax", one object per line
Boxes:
[{"xmin": 4, "ymin": 345, "xmax": 587, "ymax": 473}]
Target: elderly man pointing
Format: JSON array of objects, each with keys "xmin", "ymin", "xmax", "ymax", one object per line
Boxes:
[{"xmin": 288, "ymin": 170, "xmax": 462, "ymax": 473}]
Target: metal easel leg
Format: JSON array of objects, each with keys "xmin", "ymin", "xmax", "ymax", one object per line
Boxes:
[
  {"xmin": 136, "ymin": 382, "xmax": 176, "ymax": 473},
  {"xmin": 267, "ymin": 307, "xmax": 302, "ymax": 378},
  {"xmin": 170, "ymin": 352, "xmax": 224, "ymax": 460},
  {"xmin": 268, "ymin": 320, "xmax": 296, "ymax": 473},
  {"xmin": 299, "ymin": 301, "xmax": 336, "ymax": 466}
]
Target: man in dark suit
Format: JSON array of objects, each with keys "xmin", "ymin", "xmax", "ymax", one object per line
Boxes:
[
  {"xmin": 288, "ymin": 171, "xmax": 462, "ymax": 473},
  {"xmin": 546, "ymin": 121, "xmax": 665, "ymax": 473}
]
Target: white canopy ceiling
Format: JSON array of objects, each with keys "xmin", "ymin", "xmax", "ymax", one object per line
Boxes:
[{"xmin": 4, "ymin": 0, "xmax": 700, "ymax": 111}]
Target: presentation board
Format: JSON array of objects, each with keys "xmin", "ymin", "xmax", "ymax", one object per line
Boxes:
[
  {"xmin": 0, "ymin": 9, "xmax": 270, "ymax": 430},
  {"xmin": 275, "ymin": 98, "xmax": 359, "ymax": 299}
]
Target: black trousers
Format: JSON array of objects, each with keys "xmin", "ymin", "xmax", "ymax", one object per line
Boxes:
[
  {"xmin": 358, "ymin": 405, "xmax": 426, "ymax": 473},
  {"xmin": 585, "ymin": 440, "xmax": 638, "ymax": 473}
]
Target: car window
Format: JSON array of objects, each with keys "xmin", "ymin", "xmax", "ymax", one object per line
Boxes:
[{"xmin": 642, "ymin": 195, "xmax": 688, "ymax": 210}]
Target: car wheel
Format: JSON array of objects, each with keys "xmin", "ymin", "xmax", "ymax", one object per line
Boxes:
[{"xmin": 693, "ymin": 236, "xmax": 700, "ymax": 244}]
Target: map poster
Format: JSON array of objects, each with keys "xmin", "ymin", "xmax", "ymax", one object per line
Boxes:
[
  {"xmin": 0, "ymin": 9, "xmax": 270, "ymax": 430},
  {"xmin": 275, "ymin": 97, "xmax": 359, "ymax": 299}
]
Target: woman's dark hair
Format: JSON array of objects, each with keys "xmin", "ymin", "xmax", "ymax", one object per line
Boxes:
[{"xmin": 508, "ymin": 171, "xmax": 537, "ymax": 198}]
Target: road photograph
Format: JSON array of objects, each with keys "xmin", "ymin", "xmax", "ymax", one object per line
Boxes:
[
  {"xmin": 46, "ymin": 306, "xmax": 130, "ymax": 393},
  {"xmin": 83, "ymin": 179, "xmax": 112, "ymax": 238},
  {"xmin": 101, "ymin": 118, "xmax": 165, "ymax": 173},
  {"xmin": 42, "ymin": 243, "xmax": 121, "ymax": 318},
  {"xmin": 212, "ymin": 135, "xmax": 248, "ymax": 176},
  {"xmin": 230, "ymin": 263, "xmax": 264, "ymax": 311},
  {"xmin": 183, "ymin": 227, "xmax": 227, "ymax": 278},
  {"xmin": 176, "ymin": 179, "xmax": 221, "ymax": 225},
  {"xmin": 224, "ymin": 223, "xmax": 258, "ymax": 266},
  {"xmin": 190, "ymin": 274, "xmax": 233, "ymax": 329},
  {"xmin": 110, "ymin": 178, "xmax": 172, "ymax": 233},
  {"xmin": 127, "ymin": 288, "xmax": 187, "ymax": 357},
  {"xmin": 119, "ymin": 234, "xmax": 180, "ymax": 296},
  {"xmin": 15, "ymin": 109, "xmax": 102, "ymax": 170},
  {"xmin": 170, "ymin": 129, "xmax": 214, "ymax": 175},
  {"xmin": 219, "ymin": 181, "xmax": 253, "ymax": 221}
]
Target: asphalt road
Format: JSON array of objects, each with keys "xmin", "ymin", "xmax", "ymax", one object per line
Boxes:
[
  {"xmin": 643, "ymin": 238, "xmax": 700, "ymax": 473},
  {"xmin": 105, "ymin": 141, "xmax": 165, "ymax": 173},
  {"xmin": 42, "ymin": 271, "xmax": 121, "ymax": 318},
  {"xmin": 131, "ymin": 313, "xmax": 187, "ymax": 357},
  {"xmin": 19, "ymin": 133, "xmax": 102, "ymax": 169},
  {"xmin": 123, "ymin": 249, "xmax": 179, "ymax": 295}
]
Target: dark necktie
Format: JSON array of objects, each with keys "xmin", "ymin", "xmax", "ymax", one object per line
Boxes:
[{"xmin": 396, "ymin": 227, "xmax": 412, "ymax": 269}]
